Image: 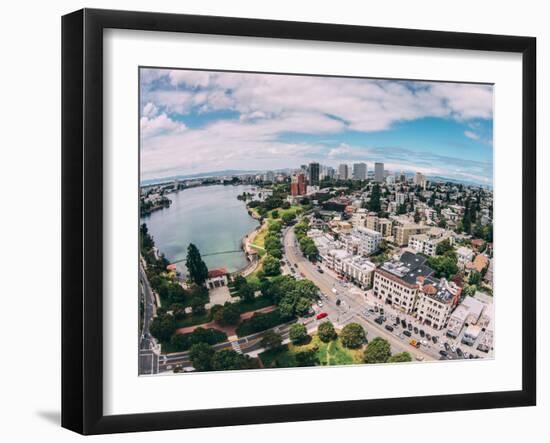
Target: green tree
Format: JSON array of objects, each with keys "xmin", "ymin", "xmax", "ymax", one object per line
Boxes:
[
  {"xmin": 238, "ymin": 282, "xmax": 256, "ymax": 302},
  {"xmin": 190, "ymin": 297, "xmax": 206, "ymax": 316},
  {"xmin": 211, "ymin": 349, "xmax": 252, "ymax": 371},
  {"xmin": 469, "ymin": 270, "xmax": 482, "ymax": 286},
  {"xmin": 289, "ymin": 323, "xmax": 309, "ymax": 345},
  {"xmin": 435, "ymin": 239, "xmax": 454, "ymax": 256},
  {"xmin": 438, "ymin": 218, "xmax": 447, "ymax": 228},
  {"xmin": 367, "ymin": 184, "xmax": 381, "ymax": 212},
  {"xmin": 340, "ymin": 323, "xmax": 366, "ymax": 349},
  {"xmin": 189, "ymin": 343, "xmax": 215, "ymax": 371},
  {"xmin": 318, "ymin": 321, "xmax": 337, "ymax": 343},
  {"xmin": 294, "ymin": 349, "xmax": 319, "ymax": 367},
  {"xmin": 299, "ymin": 237, "xmax": 319, "ymax": 261},
  {"xmin": 214, "ymin": 303, "xmax": 241, "ymax": 326},
  {"xmin": 263, "ymin": 255, "xmax": 281, "ymax": 276},
  {"xmin": 363, "ymin": 337, "xmax": 391, "ymax": 363},
  {"xmin": 427, "ymin": 255, "xmax": 458, "ymax": 279},
  {"xmin": 387, "ymin": 352, "xmax": 413, "ymax": 363},
  {"xmin": 185, "ymin": 243, "xmax": 209, "ymax": 285},
  {"xmin": 270, "ymin": 209, "xmax": 279, "ymax": 219},
  {"xmin": 260, "ymin": 331, "xmax": 283, "ymax": 350},
  {"xmin": 149, "ymin": 313, "xmax": 176, "ymax": 343},
  {"xmin": 282, "ymin": 212, "xmax": 296, "ymax": 225}
]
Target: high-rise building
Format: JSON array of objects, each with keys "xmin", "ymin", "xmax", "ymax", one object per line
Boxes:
[
  {"xmin": 264, "ymin": 170, "xmax": 275, "ymax": 182},
  {"xmin": 374, "ymin": 162, "xmax": 384, "ymax": 182},
  {"xmin": 290, "ymin": 172, "xmax": 307, "ymax": 196},
  {"xmin": 338, "ymin": 164, "xmax": 349, "ymax": 180},
  {"xmin": 352, "ymin": 162, "xmax": 367, "ymax": 180},
  {"xmin": 414, "ymin": 172, "xmax": 426, "ymax": 189},
  {"xmin": 326, "ymin": 166, "xmax": 335, "ymax": 180},
  {"xmin": 309, "ymin": 162, "xmax": 320, "ymax": 186}
]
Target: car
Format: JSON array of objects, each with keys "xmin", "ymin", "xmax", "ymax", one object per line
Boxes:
[
  {"xmin": 413, "ymin": 327, "xmax": 419, "ymax": 334},
  {"xmin": 407, "ymin": 323, "xmax": 413, "ymax": 331},
  {"xmin": 401, "ymin": 320, "xmax": 407, "ymax": 328},
  {"xmin": 385, "ymin": 325, "xmax": 394, "ymax": 332},
  {"xmin": 432, "ymin": 336, "xmax": 438, "ymax": 344},
  {"xmin": 317, "ymin": 268, "xmax": 324, "ymax": 273},
  {"xmin": 336, "ymin": 299, "xmax": 342, "ymax": 306},
  {"xmin": 439, "ymin": 350, "xmax": 448, "ymax": 357},
  {"xmin": 374, "ymin": 316, "xmax": 384, "ymax": 325},
  {"xmin": 415, "ymin": 355, "xmax": 424, "ymax": 361},
  {"xmin": 426, "ymin": 333, "xmax": 431, "ymax": 340},
  {"xmin": 419, "ymin": 329, "xmax": 425, "ymax": 337},
  {"xmin": 332, "ymin": 288, "xmax": 338, "ymax": 294},
  {"xmin": 317, "ymin": 300, "xmax": 324, "ymax": 307},
  {"xmin": 409, "ymin": 339, "xmax": 420, "ymax": 349},
  {"xmin": 456, "ymin": 347, "xmax": 463, "ymax": 357},
  {"xmin": 316, "ymin": 312, "xmax": 328, "ymax": 320},
  {"xmin": 450, "ymin": 345, "xmax": 457, "ymax": 353},
  {"xmin": 444, "ymin": 342, "xmax": 450, "ymax": 351},
  {"xmin": 403, "ymin": 330, "xmax": 412, "ymax": 337},
  {"xmin": 396, "ymin": 316, "xmax": 401, "ymax": 324},
  {"xmin": 421, "ymin": 339, "xmax": 428, "ymax": 346}
]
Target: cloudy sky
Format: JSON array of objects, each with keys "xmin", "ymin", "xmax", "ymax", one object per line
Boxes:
[{"xmin": 140, "ymin": 68, "xmax": 493, "ymax": 185}]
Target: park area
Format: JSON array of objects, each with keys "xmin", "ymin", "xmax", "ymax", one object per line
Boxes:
[{"xmin": 259, "ymin": 334, "xmax": 364, "ymax": 368}]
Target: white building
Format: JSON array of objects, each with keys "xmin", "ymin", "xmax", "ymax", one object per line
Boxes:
[
  {"xmin": 340, "ymin": 256, "xmax": 376, "ymax": 288},
  {"xmin": 456, "ymin": 246, "xmax": 475, "ymax": 268},
  {"xmin": 408, "ymin": 227, "xmax": 453, "ymax": 257},
  {"xmin": 342, "ymin": 227, "xmax": 382, "ymax": 256}
]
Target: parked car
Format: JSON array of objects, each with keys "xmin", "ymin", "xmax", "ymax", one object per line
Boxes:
[
  {"xmin": 432, "ymin": 336, "xmax": 438, "ymax": 344},
  {"xmin": 317, "ymin": 300, "xmax": 324, "ymax": 307},
  {"xmin": 374, "ymin": 316, "xmax": 384, "ymax": 325},
  {"xmin": 439, "ymin": 350, "xmax": 448, "ymax": 357},
  {"xmin": 401, "ymin": 320, "xmax": 407, "ymax": 328},
  {"xmin": 409, "ymin": 339, "xmax": 420, "ymax": 349},
  {"xmin": 444, "ymin": 342, "xmax": 450, "ymax": 351},
  {"xmin": 407, "ymin": 323, "xmax": 413, "ymax": 331},
  {"xmin": 385, "ymin": 325, "xmax": 394, "ymax": 332},
  {"xmin": 426, "ymin": 333, "xmax": 431, "ymax": 340},
  {"xmin": 316, "ymin": 312, "xmax": 328, "ymax": 320},
  {"xmin": 403, "ymin": 330, "xmax": 412, "ymax": 337},
  {"xmin": 419, "ymin": 329, "xmax": 425, "ymax": 337},
  {"xmin": 413, "ymin": 327, "xmax": 419, "ymax": 334},
  {"xmin": 317, "ymin": 267, "xmax": 324, "ymax": 274}
]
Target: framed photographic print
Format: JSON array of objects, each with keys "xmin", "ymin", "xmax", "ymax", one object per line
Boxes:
[{"xmin": 62, "ymin": 8, "xmax": 536, "ymax": 435}]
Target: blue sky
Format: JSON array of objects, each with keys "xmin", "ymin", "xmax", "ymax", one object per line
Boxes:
[{"xmin": 140, "ymin": 68, "xmax": 493, "ymax": 185}]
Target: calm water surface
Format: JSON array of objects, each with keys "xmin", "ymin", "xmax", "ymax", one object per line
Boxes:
[{"xmin": 141, "ymin": 185, "xmax": 258, "ymax": 275}]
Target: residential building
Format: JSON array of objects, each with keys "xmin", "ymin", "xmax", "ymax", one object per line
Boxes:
[
  {"xmin": 456, "ymin": 246, "xmax": 475, "ymax": 268},
  {"xmin": 373, "ymin": 252, "xmax": 433, "ymax": 314},
  {"xmin": 340, "ymin": 256, "xmax": 376, "ymax": 288},
  {"xmin": 393, "ymin": 223, "xmax": 429, "ymax": 246},
  {"xmin": 365, "ymin": 214, "xmax": 393, "ymax": 238},
  {"xmin": 446, "ymin": 295, "xmax": 485, "ymax": 338},
  {"xmin": 374, "ymin": 162, "xmax": 384, "ymax": 182},
  {"xmin": 415, "ymin": 277, "xmax": 461, "ymax": 330},
  {"xmin": 342, "ymin": 227, "xmax": 382, "ymax": 256},
  {"xmin": 466, "ymin": 254, "xmax": 489, "ymax": 274},
  {"xmin": 407, "ymin": 227, "xmax": 453, "ymax": 256},
  {"xmin": 395, "ymin": 192, "xmax": 406, "ymax": 205},
  {"xmin": 290, "ymin": 172, "xmax": 306, "ymax": 196},
  {"xmin": 414, "ymin": 172, "xmax": 426, "ymax": 189},
  {"xmin": 352, "ymin": 162, "xmax": 367, "ymax": 180}
]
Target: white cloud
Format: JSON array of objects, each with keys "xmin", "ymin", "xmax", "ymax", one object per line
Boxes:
[
  {"xmin": 464, "ymin": 130, "xmax": 480, "ymax": 140},
  {"xmin": 140, "ymin": 114, "xmax": 186, "ymax": 139}
]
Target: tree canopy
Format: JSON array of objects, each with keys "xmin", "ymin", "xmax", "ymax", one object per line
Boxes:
[
  {"xmin": 340, "ymin": 323, "xmax": 366, "ymax": 349},
  {"xmin": 185, "ymin": 243, "xmax": 209, "ymax": 285},
  {"xmin": 363, "ymin": 337, "xmax": 391, "ymax": 363},
  {"xmin": 317, "ymin": 321, "xmax": 337, "ymax": 343}
]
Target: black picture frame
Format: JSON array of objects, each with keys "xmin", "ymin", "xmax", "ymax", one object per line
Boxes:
[{"xmin": 62, "ymin": 8, "xmax": 537, "ymax": 435}]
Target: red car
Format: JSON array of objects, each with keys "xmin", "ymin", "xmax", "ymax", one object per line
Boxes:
[{"xmin": 316, "ymin": 312, "xmax": 328, "ymax": 320}]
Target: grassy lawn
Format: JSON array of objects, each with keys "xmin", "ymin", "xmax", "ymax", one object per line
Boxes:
[{"xmin": 260, "ymin": 335, "xmax": 364, "ymax": 368}]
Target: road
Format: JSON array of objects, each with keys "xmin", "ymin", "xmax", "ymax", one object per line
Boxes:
[
  {"xmin": 138, "ymin": 262, "xmax": 160, "ymax": 375},
  {"xmin": 283, "ymin": 225, "xmax": 436, "ymax": 361}
]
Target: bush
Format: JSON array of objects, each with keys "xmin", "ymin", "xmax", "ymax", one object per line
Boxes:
[{"xmin": 214, "ymin": 303, "xmax": 241, "ymax": 326}]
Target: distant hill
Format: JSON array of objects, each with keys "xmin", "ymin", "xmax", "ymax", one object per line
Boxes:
[{"xmin": 141, "ymin": 169, "xmax": 261, "ymax": 186}]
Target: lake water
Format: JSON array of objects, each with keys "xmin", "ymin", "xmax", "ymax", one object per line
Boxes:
[{"xmin": 140, "ymin": 184, "xmax": 259, "ymax": 275}]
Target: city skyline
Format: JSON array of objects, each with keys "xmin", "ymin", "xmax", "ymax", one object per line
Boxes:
[{"xmin": 140, "ymin": 68, "xmax": 493, "ymax": 185}]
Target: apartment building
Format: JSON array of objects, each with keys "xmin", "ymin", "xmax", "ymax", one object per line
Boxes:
[
  {"xmin": 342, "ymin": 227, "xmax": 382, "ymax": 256},
  {"xmin": 365, "ymin": 214, "xmax": 393, "ymax": 238},
  {"xmin": 456, "ymin": 246, "xmax": 475, "ymax": 269},
  {"xmin": 393, "ymin": 223, "xmax": 429, "ymax": 246},
  {"xmin": 373, "ymin": 252, "xmax": 434, "ymax": 314},
  {"xmin": 407, "ymin": 227, "xmax": 453, "ymax": 256},
  {"xmin": 340, "ymin": 256, "xmax": 376, "ymax": 288},
  {"xmin": 415, "ymin": 277, "xmax": 461, "ymax": 330}
]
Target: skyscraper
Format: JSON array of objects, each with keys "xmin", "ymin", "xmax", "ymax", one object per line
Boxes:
[
  {"xmin": 414, "ymin": 172, "xmax": 426, "ymax": 189},
  {"xmin": 309, "ymin": 162, "xmax": 320, "ymax": 186},
  {"xmin": 338, "ymin": 164, "xmax": 349, "ymax": 180},
  {"xmin": 352, "ymin": 162, "xmax": 367, "ymax": 180},
  {"xmin": 374, "ymin": 162, "xmax": 384, "ymax": 182}
]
